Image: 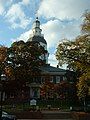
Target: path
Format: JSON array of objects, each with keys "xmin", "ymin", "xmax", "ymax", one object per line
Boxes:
[{"xmin": 17, "ymin": 110, "xmax": 74, "ymax": 120}]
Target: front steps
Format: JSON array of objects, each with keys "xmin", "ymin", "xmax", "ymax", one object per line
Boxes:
[
  {"xmin": 13, "ymin": 110, "xmax": 74, "ymax": 119},
  {"xmin": 42, "ymin": 111, "xmax": 73, "ymax": 119}
]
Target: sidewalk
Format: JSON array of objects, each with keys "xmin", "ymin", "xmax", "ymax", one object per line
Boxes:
[
  {"xmin": 16, "ymin": 110, "xmax": 73, "ymax": 119},
  {"xmin": 17, "ymin": 119, "xmax": 73, "ymax": 120}
]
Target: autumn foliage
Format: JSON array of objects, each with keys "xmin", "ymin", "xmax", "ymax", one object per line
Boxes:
[{"xmin": 56, "ymin": 11, "xmax": 90, "ymax": 100}]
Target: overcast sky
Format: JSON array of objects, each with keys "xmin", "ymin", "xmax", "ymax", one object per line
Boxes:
[{"xmin": 0, "ymin": 0, "xmax": 90, "ymax": 67}]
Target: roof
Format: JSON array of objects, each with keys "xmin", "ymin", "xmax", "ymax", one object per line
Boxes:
[
  {"xmin": 28, "ymin": 36, "xmax": 47, "ymax": 44},
  {"xmin": 40, "ymin": 64, "xmax": 66, "ymax": 75}
]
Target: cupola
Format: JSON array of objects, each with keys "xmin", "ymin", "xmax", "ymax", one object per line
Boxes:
[
  {"xmin": 28, "ymin": 17, "xmax": 49, "ymax": 64},
  {"xmin": 32, "ymin": 17, "xmax": 42, "ymax": 36}
]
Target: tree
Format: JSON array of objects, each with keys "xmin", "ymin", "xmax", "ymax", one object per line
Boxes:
[
  {"xmin": 56, "ymin": 11, "xmax": 90, "ymax": 101},
  {"xmin": 0, "ymin": 40, "xmax": 47, "ymax": 101},
  {"xmin": 0, "ymin": 46, "xmax": 8, "ymax": 77},
  {"xmin": 40, "ymin": 75, "xmax": 54, "ymax": 99},
  {"xmin": 54, "ymin": 81, "xmax": 77, "ymax": 101},
  {"xmin": 82, "ymin": 11, "xmax": 90, "ymax": 33},
  {"xmin": 4, "ymin": 40, "xmax": 47, "ymax": 100},
  {"xmin": 0, "ymin": 46, "xmax": 8, "ymax": 72},
  {"xmin": 8, "ymin": 40, "xmax": 47, "ymax": 81},
  {"xmin": 0, "ymin": 46, "xmax": 7, "ymax": 62}
]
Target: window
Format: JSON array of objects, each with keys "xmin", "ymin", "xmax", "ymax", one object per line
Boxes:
[
  {"xmin": 56, "ymin": 76, "xmax": 60, "ymax": 83},
  {"xmin": 63, "ymin": 76, "xmax": 66, "ymax": 81},
  {"xmin": 10, "ymin": 93, "xmax": 14, "ymax": 98},
  {"xmin": 41, "ymin": 76, "xmax": 45, "ymax": 83},
  {"xmin": 50, "ymin": 76, "xmax": 53, "ymax": 83}
]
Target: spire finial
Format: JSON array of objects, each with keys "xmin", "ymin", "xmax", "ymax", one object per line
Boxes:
[
  {"xmin": 34, "ymin": 0, "xmax": 39, "ymax": 20},
  {"xmin": 36, "ymin": 16, "xmax": 38, "ymax": 20},
  {"xmin": 35, "ymin": 11, "xmax": 38, "ymax": 20}
]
